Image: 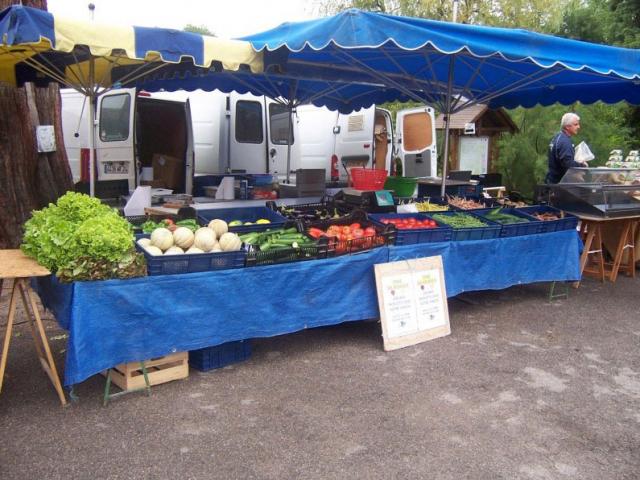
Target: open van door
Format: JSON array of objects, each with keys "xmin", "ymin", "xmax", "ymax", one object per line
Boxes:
[
  {"xmin": 395, "ymin": 106, "xmax": 437, "ymax": 177},
  {"xmin": 373, "ymin": 108, "xmax": 393, "ymax": 173},
  {"xmin": 135, "ymin": 92, "xmax": 193, "ymax": 194},
  {"xmin": 95, "ymin": 88, "xmax": 136, "ymax": 190}
]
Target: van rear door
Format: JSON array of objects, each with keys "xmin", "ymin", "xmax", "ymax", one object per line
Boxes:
[
  {"xmin": 334, "ymin": 106, "xmax": 376, "ymax": 181},
  {"xmin": 266, "ymin": 100, "xmax": 299, "ymax": 181},
  {"xmin": 95, "ymin": 88, "xmax": 136, "ymax": 190},
  {"xmin": 296, "ymin": 105, "xmax": 339, "ymax": 182},
  {"xmin": 395, "ymin": 106, "xmax": 437, "ymax": 177},
  {"xmin": 229, "ymin": 92, "xmax": 269, "ymax": 174}
]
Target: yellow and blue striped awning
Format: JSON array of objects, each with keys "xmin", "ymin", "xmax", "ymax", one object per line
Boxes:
[{"xmin": 0, "ymin": 5, "xmax": 263, "ymax": 93}]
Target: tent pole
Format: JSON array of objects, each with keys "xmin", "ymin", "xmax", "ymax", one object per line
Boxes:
[
  {"xmin": 286, "ymin": 105, "xmax": 293, "ymax": 184},
  {"xmin": 88, "ymin": 58, "xmax": 96, "ymax": 198},
  {"xmin": 440, "ymin": 57, "xmax": 455, "ymax": 198},
  {"xmin": 285, "ymin": 80, "xmax": 297, "ymax": 185}
]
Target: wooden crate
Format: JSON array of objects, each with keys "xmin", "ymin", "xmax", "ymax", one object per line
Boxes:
[{"xmin": 104, "ymin": 352, "xmax": 188, "ymax": 391}]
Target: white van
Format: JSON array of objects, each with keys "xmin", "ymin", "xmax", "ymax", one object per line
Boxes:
[
  {"xmin": 296, "ymin": 104, "xmax": 437, "ymax": 183},
  {"xmin": 60, "ymin": 88, "xmax": 437, "ymax": 196}
]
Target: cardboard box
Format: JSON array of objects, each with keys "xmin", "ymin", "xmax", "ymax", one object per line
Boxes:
[{"xmin": 152, "ymin": 154, "xmax": 183, "ymax": 192}]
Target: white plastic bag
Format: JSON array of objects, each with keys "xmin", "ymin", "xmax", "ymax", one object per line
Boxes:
[{"xmin": 575, "ymin": 141, "xmax": 595, "ymax": 163}]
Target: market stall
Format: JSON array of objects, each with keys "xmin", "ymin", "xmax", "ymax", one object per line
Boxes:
[{"xmin": 35, "ymin": 229, "xmax": 581, "ymax": 386}]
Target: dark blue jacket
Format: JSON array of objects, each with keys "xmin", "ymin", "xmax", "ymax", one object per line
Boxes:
[{"xmin": 545, "ymin": 131, "xmax": 581, "ymax": 184}]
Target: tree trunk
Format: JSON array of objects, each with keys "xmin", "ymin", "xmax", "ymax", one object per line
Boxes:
[{"xmin": 0, "ymin": 0, "xmax": 74, "ymax": 249}]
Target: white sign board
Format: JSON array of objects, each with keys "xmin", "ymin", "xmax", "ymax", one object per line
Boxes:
[
  {"xmin": 36, "ymin": 125, "xmax": 56, "ymax": 152},
  {"xmin": 459, "ymin": 136, "xmax": 489, "ymax": 174},
  {"xmin": 374, "ymin": 256, "xmax": 451, "ymax": 351}
]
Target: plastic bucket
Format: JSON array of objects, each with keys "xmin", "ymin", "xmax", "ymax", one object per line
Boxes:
[{"xmin": 384, "ymin": 176, "xmax": 417, "ymax": 197}]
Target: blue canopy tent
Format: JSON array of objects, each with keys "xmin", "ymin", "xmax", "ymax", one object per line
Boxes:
[
  {"xmin": 0, "ymin": 5, "xmax": 262, "ymax": 196},
  {"xmin": 242, "ymin": 9, "xmax": 640, "ymax": 195}
]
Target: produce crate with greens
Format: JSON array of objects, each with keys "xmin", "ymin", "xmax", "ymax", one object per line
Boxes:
[
  {"xmin": 21, "ymin": 192, "xmax": 146, "ymax": 282},
  {"xmin": 239, "ymin": 225, "xmax": 329, "ymax": 266},
  {"xmin": 429, "ymin": 211, "xmax": 501, "ymax": 241},
  {"xmin": 473, "ymin": 207, "xmax": 543, "ymax": 237}
]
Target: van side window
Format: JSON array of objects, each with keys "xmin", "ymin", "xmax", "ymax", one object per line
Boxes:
[
  {"xmin": 269, "ymin": 103, "xmax": 294, "ymax": 145},
  {"xmin": 99, "ymin": 93, "xmax": 131, "ymax": 142},
  {"xmin": 236, "ymin": 100, "xmax": 263, "ymax": 144}
]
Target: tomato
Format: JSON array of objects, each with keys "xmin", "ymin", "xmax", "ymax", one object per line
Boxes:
[
  {"xmin": 308, "ymin": 227, "xmax": 325, "ymax": 239},
  {"xmin": 342, "ymin": 226, "xmax": 351, "ymax": 235},
  {"xmin": 364, "ymin": 227, "xmax": 376, "ymax": 236},
  {"xmin": 352, "ymin": 228, "xmax": 364, "ymax": 238},
  {"xmin": 350, "ymin": 222, "xmax": 361, "ymax": 230}
]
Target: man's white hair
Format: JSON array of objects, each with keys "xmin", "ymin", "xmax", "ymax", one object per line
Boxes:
[{"xmin": 561, "ymin": 112, "xmax": 580, "ymax": 128}]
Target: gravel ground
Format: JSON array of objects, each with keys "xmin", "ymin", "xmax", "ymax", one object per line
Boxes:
[{"xmin": 0, "ymin": 276, "xmax": 639, "ymax": 480}]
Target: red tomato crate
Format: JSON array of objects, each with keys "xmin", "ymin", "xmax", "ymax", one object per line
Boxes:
[
  {"xmin": 368, "ymin": 213, "xmax": 453, "ymax": 245},
  {"xmin": 306, "ymin": 209, "xmax": 395, "ymax": 255}
]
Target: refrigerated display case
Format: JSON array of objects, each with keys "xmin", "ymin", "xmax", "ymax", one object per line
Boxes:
[{"xmin": 549, "ymin": 167, "xmax": 640, "ymax": 217}]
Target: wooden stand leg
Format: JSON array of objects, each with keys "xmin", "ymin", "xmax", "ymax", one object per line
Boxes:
[
  {"xmin": 580, "ymin": 223, "xmax": 605, "ymax": 282},
  {"xmin": 574, "ymin": 222, "xmax": 597, "ymax": 288},
  {"xmin": 19, "ymin": 279, "xmax": 67, "ymax": 406},
  {"xmin": 608, "ymin": 221, "xmax": 632, "ymax": 282},
  {"xmin": 0, "ymin": 280, "xmax": 19, "ymax": 395},
  {"xmin": 18, "ymin": 283, "xmax": 46, "ymax": 360}
]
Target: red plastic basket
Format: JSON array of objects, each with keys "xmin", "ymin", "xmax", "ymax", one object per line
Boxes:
[{"xmin": 350, "ymin": 168, "xmax": 388, "ymax": 190}]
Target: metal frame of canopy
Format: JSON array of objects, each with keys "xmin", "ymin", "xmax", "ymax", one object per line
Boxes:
[
  {"xmin": 242, "ymin": 9, "xmax": 640, "ymax": 197},
  {"xmin": 0, "ymin": 5, "xmax": 262, "ymax": 197}
]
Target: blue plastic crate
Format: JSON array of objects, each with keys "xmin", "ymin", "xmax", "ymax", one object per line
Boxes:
[
  {"xmin": 473, "ymin": 207, "xmax": 544, "ymax": 237},
  {"xmin": 368, "ymin": 213, "xmax": 453, "ymax": 245},
  {"xmin": 135, "ymin": 239, "xmax": 246, "ymax": 275},
  {"xmin": 197, "ymin": 206, "xmax": 287, "ymax": 233},
  {"xmin": 189, "ymin": 341, "xmax": 252, "ymax": 371},
  {"xmin": 516, "ymin": 205, "xmax": 579, "ymax": 233},
  {"xmin": 427, "ymin": 211, "xmax": 501, "ymax": 241}
]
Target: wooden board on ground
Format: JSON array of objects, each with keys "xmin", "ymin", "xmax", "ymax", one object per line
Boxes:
[
  {"xmin": 374, "ymin": 256, "xmax": 450, "ymax": 351},
  {"xmin": 102, "ymin": 352, "xmax": 188, "ymax": 391}
]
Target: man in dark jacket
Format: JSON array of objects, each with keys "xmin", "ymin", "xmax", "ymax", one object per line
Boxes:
[{"xmin": 545, "ymin": 113, "xmax": 587, "ymax": 184}]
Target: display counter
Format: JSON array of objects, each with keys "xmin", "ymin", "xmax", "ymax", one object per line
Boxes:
[
  {"xmin": 550, "ymin": 167, "xmax": 640, "ymax": 218},
  {"xmin": 36, "ymin": 230, "xmax": 581, "ymax": 386}
]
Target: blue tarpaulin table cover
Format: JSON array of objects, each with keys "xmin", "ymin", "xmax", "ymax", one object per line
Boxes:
[{"xmin": 35, "ymin": 230, "xmax": 581, "ymax": 386}]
